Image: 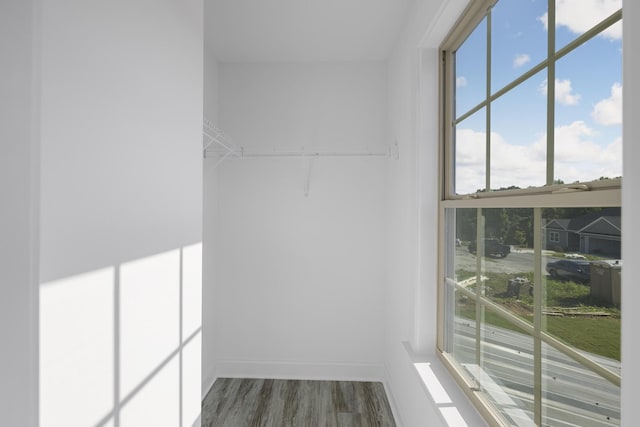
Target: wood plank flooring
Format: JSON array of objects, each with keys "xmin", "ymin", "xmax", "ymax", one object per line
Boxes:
[{"xmin": 202, "ymin": 378, "xmax": 397, "ymax": 427}]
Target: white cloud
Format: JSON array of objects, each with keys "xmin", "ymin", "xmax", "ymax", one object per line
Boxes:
[
  {"xmin": 455, "ymin": 129, "xmax": 487, "ymax": 194},
  {"xmin": 592, "ymin": 82, "xmax": 622, "ymax": 126},
  {"xmin": 456, "ymin": 76, "xmax": 468, "ymax": 88},
  {"xmin": 551, "ymin": 121, "xmax": 622, "ymax": 181},
  {"xmin": 513, "ymin": 54, "xmax": 531, "ymax": 68},
  {"xmin": 455, "ymin": 129, "xmax": 546, "ymax": 193},
  {"xmin": 538, "ymin": 78, "xmax": 581, "ymax": 106},
  {"xmin": 552, "ymin": 121, "xmax": 598, "ymax": 162},
  {"xmin": 455, "ymin": 120, "xmax": 621, "ymax": 193},
  {"xmin": 555, "ymin": 79, "xmax": 581, "ymax": 106},
  {"xmin": 538, "ymin": 0, "xmax": 622, "ymax": 40}
]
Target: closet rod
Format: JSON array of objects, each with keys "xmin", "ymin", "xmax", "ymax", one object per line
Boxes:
[{"xmin": 204, "ymin": 148, "xmax": 398, "ymax": 159}]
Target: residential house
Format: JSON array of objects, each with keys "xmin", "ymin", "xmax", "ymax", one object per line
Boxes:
[{"xmin": 544, "ymin": 208, "xmax": 621, "ymax": 258}]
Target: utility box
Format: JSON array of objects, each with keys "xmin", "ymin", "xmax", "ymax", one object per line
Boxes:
[
  {"xmin": 507, "ymin": 277, "xmax": 531, "ymax": 298},
  {"xmin": 590, "ymin": 260, "xmax": 622, "ymax": 307}
]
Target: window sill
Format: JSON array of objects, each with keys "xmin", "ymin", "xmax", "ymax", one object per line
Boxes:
[{"xmin": 403, "ymin": 342, "xmax": 488, "ymax": 427}]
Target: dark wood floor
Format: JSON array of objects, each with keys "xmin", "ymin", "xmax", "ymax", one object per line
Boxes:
[{"xmin": 202, "ymin": 378, "xmax": 397, "ymax": 427}]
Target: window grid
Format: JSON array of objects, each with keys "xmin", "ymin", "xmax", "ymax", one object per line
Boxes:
[
  {"xmin": 437, "ymin": 1, "xmax": 622, "ymax": 425},
  {"xmin": 447, "ymin": 7, "xmax": 622, "ymax": 198}
]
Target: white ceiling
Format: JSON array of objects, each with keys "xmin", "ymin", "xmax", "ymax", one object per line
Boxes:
[{"xmin": 204, "ymin": 0, "xmax": 414, "ymax": 62}]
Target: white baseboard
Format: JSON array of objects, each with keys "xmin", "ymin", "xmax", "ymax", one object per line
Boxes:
[
  {"xmin": 201, "ymin": 372, "xmax": 217, "ymax": 402},
  {"xmin": 213, "ymin": 359, "xmax": 386, "ymax": 383},
  {"xmin": 382, "ymin": 363, "xmax": 404, "ymax": 427}
]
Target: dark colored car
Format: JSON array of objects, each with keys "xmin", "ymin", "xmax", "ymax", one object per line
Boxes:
[
  {"xmin": 468, "ymin": 238, "xmax": 510, "ymax": 258},
  {"xmin": 546, "ymin": 260, "xmax": 590, "ymax": 283}
]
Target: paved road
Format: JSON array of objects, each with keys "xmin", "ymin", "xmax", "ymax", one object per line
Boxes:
[
  {"xmin": 455, "ymin": 246, "xmax": 561, "ymax": 276},
  {"xmin": 452, "ymin": 319, "xmax": 620, "ymax": 427}
]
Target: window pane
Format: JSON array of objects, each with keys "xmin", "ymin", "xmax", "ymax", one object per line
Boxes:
[
  {"xmin": 541, "ymin": 341, "xmax": 620, "ymax": 426},
  {"xmin": 444, "ymin": 209, "xmax": 478, "ymax": 367},
  {"xmin": 455, "ymin": 108, "xmax": 486, "ymax": 195},
  {"xmin": 451, "ymin": 290, "xmax": 478, "ymax": 369},
  {"xmin": 491, "ymin": 0, "xmax": 548, "ymax": 93},
  {"xmin": 455, "ymin": 17, "xmax": 487, "ymax": 119},
  {"xmin": 476, "ymin": 208, "xmax": 534, "ymax": 316},
  {"xmin": 542, "ymin": 207, "xmax": 621, "ymax": 426},
  {"xmin": 491, "ymin": 71, "xmax": 547, "ymax": 190},
  {"xmin": 445, "ymin": 208, "xmax": 537, "ymax": 423},
  {"xmin": 554, "ymin": 35, "xmax": 622, "ymax": 185},
  {"xmin": 444, "ymin": 206, "xmax": 622, "ymax": 425},
  {"xmin": 553, "ymin": 0, "xmax": 622, "ymax": 50},
  {"xmin": 475, "ymin": 208, "xmax": 536, "ymax": 424},
  {"xmin": 477, "ymin": 321, "xmax": 535, "ymax": 426}
]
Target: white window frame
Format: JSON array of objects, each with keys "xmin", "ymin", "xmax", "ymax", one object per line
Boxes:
[
  {"xmin": 549, "ymin": 231, "xmax": 560, "ymax": 243},
  {"xmin": 436, "ymin": 1, "xmax": 622, "ymax": 425}
]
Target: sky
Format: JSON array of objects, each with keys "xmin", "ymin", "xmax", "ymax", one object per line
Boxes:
[{"xmin": 454, "ymin": 0, "xmax": 622, "ymax": 194}]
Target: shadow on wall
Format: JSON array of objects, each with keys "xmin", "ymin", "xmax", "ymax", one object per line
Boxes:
[{"xmin": 39, "ymin": 243, "xmax": 202, "ymax": 427}]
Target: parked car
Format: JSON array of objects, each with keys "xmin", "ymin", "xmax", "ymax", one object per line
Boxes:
[
  {"xmin": 545, "ymin": 259, "xmax": 590, "ymax": 283},
  {"xmin": 468, "ymin": 238, "xmax": 510, "ymax": 258}
]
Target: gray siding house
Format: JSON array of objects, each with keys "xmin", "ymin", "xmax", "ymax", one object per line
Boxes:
[{"xmin": 543, "ymin": 209, "xmax": 621, "ymax": 258}]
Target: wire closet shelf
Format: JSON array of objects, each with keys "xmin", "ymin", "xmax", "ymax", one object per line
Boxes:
[{"xmin": 203, "ymin": 119, "xmax": 399, "ymax": 167}]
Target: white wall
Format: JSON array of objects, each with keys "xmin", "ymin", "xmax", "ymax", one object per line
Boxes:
[
  {"xmin": 38, "ymin": 1, "xmax": 203, "ymax": 426},
  {"xmin": 0, "ymin": 1, "xmax": 39, "ymax": 425},
  {"xmin": 385, "ymin": 1, "xmax": 640, "ymax": 426},
  {"xmin": 384, "ymin": 1, "xmax": 487, "ymax": 425},
  {"xmin": 202, "ymin": 46, "xmax": 220, "ymax": 397},
  {"xmin": 204, "ymin": 49, "xmax": 220, "ymax": 124},
  {"xmin": 211, "ymin": 62, "xmax": 389, "ymax": 380}
]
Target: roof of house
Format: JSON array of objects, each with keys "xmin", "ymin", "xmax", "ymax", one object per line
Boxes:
[
  {"xmin": 601, "ymin": 216, "xmax": 622, "ymax": 229},
  {"xmin": 578, "ymin": 216, "xmax": 622, "ymax": 236},
  {"xmin": 567, "ymin": 207, "xmax": 621, "ymax": 232},
  {"xmin": 543, "ymin": 208, "xmax": 621, "ymax": 237},
  {"xmin": 545, "ymin": 219, "xmax": 571, "ymax": 230}
]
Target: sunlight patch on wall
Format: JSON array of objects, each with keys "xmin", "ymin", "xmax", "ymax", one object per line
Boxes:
[
  {"xmin": 40, "ymin": 268, "xmax": 115, "ymax": 427},
  {"xmin": 120, "ymin": 356, "xmax": 180, "ymax": 427},
  {"xmin": 39, "ymin": 244, "xmax": 202, "ymax": 427},
  {"xmin": 182, "ymin": 243, "xmax": 203, "ymax": 337},
  {"xmin": 183, "ymin": 333, "xmax": 202, "ymax": 427},
  {"xmin": 120, "ymin": 249, "xmax": 181, "ymax": 398}
]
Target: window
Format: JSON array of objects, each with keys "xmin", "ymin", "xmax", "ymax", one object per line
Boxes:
[{"xmin": 437, "ymin": 1, "xmax": 622, "ymax": 426}]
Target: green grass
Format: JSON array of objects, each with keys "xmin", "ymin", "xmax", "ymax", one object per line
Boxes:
[
  {"xmin": 545, "ymin": 316, "xmax": 620, "ymax": 360},
  {"xmin": 455, "ymin": 270, "xmax": 621, "ymax": 360},
  {"xmin": 457, "ymin": 303, "xmax": 531, "ymax": 335}
]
